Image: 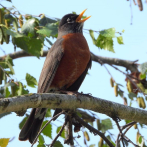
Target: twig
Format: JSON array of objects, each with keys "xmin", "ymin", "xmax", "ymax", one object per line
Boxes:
[
  {"xmin": 64, "ymin": 114, "xmax": 74, "ymax": 145},
  {"xmin": 110, "ymin": 65, "xmax": 144, "ymax": 95},
  {"xmin": 0, "ymin": 4, "xmax": 18, "ymax": 19},
  {"xmin": 117, "ymin": 122, "xmax": 137, "ymax": 146},
  {"xmin": 73, "ymin": 114, "xmax": 114, "ymax": 147},
  {"xmin": 73, "ymin": 138, "xmax": 82, "ymax": 147},
  {"xmin": 31, "ymin": 111, "xmax": 64, "ymax": 147},
  {"xmin": 113, "ymin": 118, "xmax": 125, "ymax": 147},
  {"xmin": 50, "ymin": 119, "xmax": 67, "ymax": 147},
  {"xmin": 124, "ymin": 136, "xmax": 139, "ymax": 147},
  {"xmin": 118, "ymin": 122, "xmax": 136, "ymax": 142},
  {"xmin": 121, "ymin": 121, "xmax": 136, "ymax": 130}
]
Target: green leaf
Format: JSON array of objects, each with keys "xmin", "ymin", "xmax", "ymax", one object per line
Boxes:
[
  {"xmin": 5, "ymin": 87, "xmax": 10, "ymax": 98},
  {"xmin": 0, "ymin": 138, "xmax": 10, "ymax": 147},
  {"xmin": 39, "ymin": 16, "xmax": 57, "ymax": 26},
  {"xmin": 0, "ymin": 112, "xmax": 11, "ymax": 119},
  {"xmin": 139, "ymin": 62, "xmax": 147, "ymax": 74},
  {"xmin": 7, "ymin": 60, "xmax": 14, "ymax": 74},
  {"xmin": 89, "ymin": 30, "xmax": 96, "ymax": 45},
  {"xmin": 19, "ymin": 116, "xmax": 28, "ymax": 129},
  {"xmin": 137, "ymin": 83, "xmax": 145, "ymax": 92},
  {"xmin": 37, "ymin": 144, "xmax": 46, "ymax": 147},
  {"xmin": 41, "ymin": 120, "xmax": 52, "ymax": 138},
  {"xmin": 56, "ymin": 126, "xmax": 65, "ymax": 138},
  {"xmin": 0, "ymin": 55, "xmax": 14, "ymax": 69},
  {"xmin": 101, "ymin": 118, "xmax": 113, "ymax": 133},
  {"xmin": 21, "ymin": 18, "xmax": 38, "ymax": 36},
  {"xmin": 53, "ymin": 141, "xmax": 63, "ymax": 147},
  {"xmin": 13, "ymin": 37, "xmax": 43, "ymax": 57},
  {"xmin": 125, "ymin": 120, "xmax": 131, "ymax": 124},
  {"xmin": 6, "ymin": 29, "xmax": 23, "ymax": 37},
  {"xmin": 76, "ymin": 111, "xmax": 82, "ymax": 117},
  {"xmin": 12, "ymin": 18, "xmax": 18, "ymax": 32},
  {"xmin": 139, "ymin": 136, "xmax": 142, "ymax": 144},
  {"xmin": 37, "ymin": 23, "xmax": 58, "ymax": 38},
  {"xmin": 96, "ymin": 34, "xmax": 114, "ymax": 53},
  {"xmin": 117, "ymin": 36, "xmax": 124, "ymax": 44},
  {"xmin": 26, "ymin": 73, "xmax": 38, "ymax": 88},
  {"xmin": 17, "ymin": 82, "xmax": 22, "ymax": 96},
  {"xmin": 4, "ymin": 14, "xmax": 13, "ymax": 21},
  {"xmin": 38, "ymin": 135, "xmax": 45, "ymax": 145},
  {"xmin": 100, "ymin": 28, "xmax": 115, "ymax": 38},
  {"xmin": 140, "ymin": 73, "xmax": 146, "ymax": 80},
  {"xmin": 128, "ymin": 92, "xmax": 137, "ymax": 100},
  {"xmin": 45, "ymin": 109, "xmax": 52, "ymax": 117}
]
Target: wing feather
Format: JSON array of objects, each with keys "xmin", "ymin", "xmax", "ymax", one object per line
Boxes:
[{"xmin": 37, "ymin": 38, "xmax": 64, "ymax": 93}]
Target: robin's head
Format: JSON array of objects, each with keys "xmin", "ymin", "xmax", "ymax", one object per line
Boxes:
[{"xmin": 58, "ymin": 9, "xmax": 91, "ymax": 35}]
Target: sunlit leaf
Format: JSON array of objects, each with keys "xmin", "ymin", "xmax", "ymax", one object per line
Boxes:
[
  {"xmin": 101, "ymin": 118, "xmax": 113, "ymax": 133},
  {"xmin": 5, "ymin": 87, "xmax": 10, "ymax": 98},
  {"xmin": 37, "ymin": 23, "xmax": 58, "ymax": 38},
  {"xmin": 117, "ymin": 36, "xmax": 124, "ymax": 44},
  {"xmin": 139, "ymin": 62, "xmax": 147, "ymax": 74},
  {"xmin": 26, "ymin": 73, "xmax": 37, "ymax": 88},
  {"xmin": 56, "ymin": 126, "xmax": 65, "ymax": 138},
  {"xmin": 41, "ymin": 120, "xmax": 52, "ymax": 139},
  {"xmin": 38, "ymin": 135, "xmax": 45, "ymax": 145},
  {"xmin": 53, "ymin": 141, "xmax": 63, "ymax": 147},
  {"xmin": 21, "ymin": 18, "xmax": 38, "ymax": 36},
  {"xmin": 45, "ymin": 109, "xmax": 52, "ymax": 117},
  {"xmin": 139, "ymin": 136, "xmax": 142, "ymax": 144},
  {"xmin": 96, "ymin": 34, "xmax": 114, "ymax": 53},
  {"xmin": 100, "ymin": 28, "xmax": 115, "ymax": 38},
  {"xmin": 39, "ymin": 16, "xmax": 57, "ymax": 26},
  {"xmin": 0, "ymin": 138, "xmax": 10, "ymax": 147},
  {"xmin": 89, "ymin": 30, "xmax": 96, "ymax": 45}
]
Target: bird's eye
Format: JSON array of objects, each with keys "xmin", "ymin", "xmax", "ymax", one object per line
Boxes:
[{"xmin": 67, "ymin": 17, "xmax": 74, "ymax": 23}]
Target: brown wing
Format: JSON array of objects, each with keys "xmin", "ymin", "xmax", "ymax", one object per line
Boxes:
[{"xmin": 38, "ymin": 38, "xmax": 64, "ymax": 93}]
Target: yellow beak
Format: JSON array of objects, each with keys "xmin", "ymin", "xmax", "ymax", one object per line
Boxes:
[{"xmin": 76, "ymin": 9, "xmax": 91, "ymax": 23}]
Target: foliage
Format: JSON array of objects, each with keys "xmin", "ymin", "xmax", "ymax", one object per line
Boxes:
[{"xmin": 0, "ymin": 138, "xmax": 10, "ymax": 147}]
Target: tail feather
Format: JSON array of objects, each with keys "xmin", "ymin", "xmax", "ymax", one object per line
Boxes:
[
  {"xmin": 53, "ymin": 108, "xmax": 62, "ymax": 120},
  {"xmin": 19, "ymin": 108, "xmax": 47, "ymax": 144}
]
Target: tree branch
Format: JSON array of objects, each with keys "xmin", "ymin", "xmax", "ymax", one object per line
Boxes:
[
  {"xmin": 74, "ymin": 114, "xmax": 114, "ymax": 147},
  {"xmin": 90, "ymin": 52, "xmax": 138, "ymax": 72},
  {"xmin": 0, "ymin": 50, "xmax": 138, "ymax": 72},
  {"xmin": 1, "ymin": 93, "xmax": 147, "ymax": 125}
]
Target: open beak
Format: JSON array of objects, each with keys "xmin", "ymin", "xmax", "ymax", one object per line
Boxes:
[{"xmin": 76, "ymin": 9, "xmax": 91, "ymax": 23}]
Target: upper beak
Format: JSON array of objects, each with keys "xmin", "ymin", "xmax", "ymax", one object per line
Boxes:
[{"xmin": 76, "ymin": 9, "xmax": 91, "ymax": 23}]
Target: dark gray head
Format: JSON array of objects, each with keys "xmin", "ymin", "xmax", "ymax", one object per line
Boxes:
[{"xmin": 58, "ymin": 9, "xmax": 91, "ymax": 37}]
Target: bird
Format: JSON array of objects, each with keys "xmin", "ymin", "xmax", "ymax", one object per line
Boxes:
[{"xmin": 19, "ymin": 9, "xmax": 92, "ymax": 144}]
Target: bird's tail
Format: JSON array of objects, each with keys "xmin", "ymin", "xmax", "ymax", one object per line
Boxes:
[
  {"xmin": 19, "ymin": 108, "xmax": 47, "ymax": 144},
  {"xmin": 53, "ymin": 108, "xmax": 62, "ymax": 120}
]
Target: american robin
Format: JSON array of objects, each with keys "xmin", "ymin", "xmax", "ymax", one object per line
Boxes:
[{"xmin": 19, "ymin": 9, "xmax": 91, "ymax": 144}]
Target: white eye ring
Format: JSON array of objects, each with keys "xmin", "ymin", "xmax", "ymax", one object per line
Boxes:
[{"xmin": 67, "ymin": 18, "xmax": 74, "ymax": 23}]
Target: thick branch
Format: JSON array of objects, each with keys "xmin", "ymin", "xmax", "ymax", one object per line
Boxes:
[
  {"xmin": 0, "ymin": 93, "xmax": 147, "ymax": 125},
  {"xmin": 90, "ymin": 52, "xmax": 138, "ymax": 72},
  {"xmin": 0, "ymin": 50, "xmax": 138, "ymax": 72}
]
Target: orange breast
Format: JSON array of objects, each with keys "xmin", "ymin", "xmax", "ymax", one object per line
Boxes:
[{"xmin": 50, "ymin": 33, "xmax": 90, "ymax": 90}]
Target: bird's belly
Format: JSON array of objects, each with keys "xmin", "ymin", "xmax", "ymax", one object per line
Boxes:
[{"xmin": 50, "ymin": 33, "xmax": 90, "ymax": 90}]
